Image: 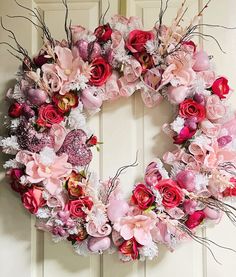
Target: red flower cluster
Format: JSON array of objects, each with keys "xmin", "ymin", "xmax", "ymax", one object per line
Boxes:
[
  {"xmin": 89, "ymin": 57, "xmax": 112, "ymax": 86},
  {"xmin": 131, "ymin": 183, "xmax": 155, "ymax": 210}
]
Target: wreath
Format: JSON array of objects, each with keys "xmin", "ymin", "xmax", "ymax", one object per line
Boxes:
[{"xmin": 1, "ymin": 0, "xmax": 236, "ymax": 262}]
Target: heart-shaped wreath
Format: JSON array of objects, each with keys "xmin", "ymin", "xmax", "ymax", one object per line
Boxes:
[{"xmin": 1, "ymin": 0, "xmax": 236, "ymax": 262}]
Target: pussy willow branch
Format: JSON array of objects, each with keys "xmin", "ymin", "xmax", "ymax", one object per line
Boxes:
[
  {"xmin": 104, "ymin": 153, "xmax": 139, "ymax": 204},
  {"xmin": 178, "ymin": 223, "xmax": 222, "ymax": 264}
]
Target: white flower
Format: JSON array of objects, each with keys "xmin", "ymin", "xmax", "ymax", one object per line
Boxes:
[
  {"xmin": 139, "ymin": 242, "xmax": 159, "ymax": 261},
  {"xmin": 73, "ymin": 240, "xmax": 90, "ymax": 256},
  {"xmin": 195, "ymin": 173, "xmax": 209, "ymax": 191},
  {"xmin": 36, "ymin": 208, "xmax": 51, "ymax": 219},
  {"xmin": 19, "ymin": 175, "xmax": 28, "ymax": 185},
  {"xmin": 67, "ymin": 74, "xmax": 89, "ymax": 91},
  {"xmin": 39, "ymin": 147, "xmax": 56, "ymax": 166},
  {"xmin": 67, "ymin": 108, "xmax": 86, "ymax": 130},
  {"xmin": 118, "ymin": 253, "xmax": 132, "ymax": 262},
  {"xmin": 52, "ymin": 235, "xmax": 66, "ymax": 243},
  {"xmin": 0, "ymin": 136, "xmax": 20, "ymax": 154},
  {"xmin": 3, "ymin": 158, "xmax": 22, "ymax": 169},
  {"xmin": 7, "ymin": 83, "xmax": 25, "ymax": 102},
  {"xmin": 170, "ymin": 117, "xmax": 185, "ymax": 133},
  {"xmin": 145, "ymin": 40, "xmax": 159, "ymax": 55}
]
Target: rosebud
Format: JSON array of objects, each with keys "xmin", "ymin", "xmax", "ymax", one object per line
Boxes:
[{"xmin": 8, "ymin": 102, "xmax": 23, "ymax": 118}]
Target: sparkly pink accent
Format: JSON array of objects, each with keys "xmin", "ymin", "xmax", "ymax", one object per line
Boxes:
[{"xmin": 57, "ymin": 129, "xmax": 92, "ymax": 166}]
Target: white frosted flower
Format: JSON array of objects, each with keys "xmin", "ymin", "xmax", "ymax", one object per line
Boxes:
[
  {"xmin": 170, "ymin": 117, "xmax": 185, "ymax": 133},
  {"xmin": 195, "ymin": 173, "xmax": 209, "ymax": 191},
  {"xmin": 118, "ymin": 253, "xmax": 132, "ymax": 262},
  {"xmin": 67, "ymin": 108, "xmax": 86, "ymax": 130},
  {"xmin": 3, "ymin": 158, "xmax": 22, "ymax": 169},
  {"xmin": 7, "ymin": 83, "xmax": 25, "ymax": 102},
  {"xmin": 19, "ymin": 175, "xmax": 28, "ymax": 185},
  {"xmin": 73, "ymin": 240, "xmax": 90, "ymax": 256},
  {"xmin": 67, "ymin": 74, "xmax": 89, "ymax": 91},
  {"xmin": 0, "ymin": 136, "xmax": 20, "ymax": 154},
  {"xmin": 39, "ymin": 147, "xmax": 56, "ymax": 166},
  {"xmin": 145, "ymin": 40, "xmax": 159, "ymax": 55},
  {"xmin": 68, "ymin": 226, "xmax": 78, "ymax": 235},
  {"xmin": 10, "ymin": 118, "xmax": 21, "ymax": 129},
  {"xmin": 139, "ymin": 242, "xmax": 159, "ymax": 261},
  {"xmin": 52, "ymin": 235, "xmax": 66, "ymax": 243},
  {"xmin": 36, "ymin": 208, "xmax": 51, "ymax": 219}
]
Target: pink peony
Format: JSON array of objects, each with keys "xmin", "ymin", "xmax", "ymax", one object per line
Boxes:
[
  {"xmin": 114, "ymin": 214, "xmax": 156, "ymax": 246},
  {"xmin": 25, "ymin": 147, "xmax": 72, "ymax": 194},
  {"xmin": 206, "ymin": 95, "xmax": 226, "ymax": 122}
]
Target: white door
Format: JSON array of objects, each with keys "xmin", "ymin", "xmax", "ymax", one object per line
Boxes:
[{"xmin": 0, "ymin": 1, "xmax": 236, "ymax": 277}]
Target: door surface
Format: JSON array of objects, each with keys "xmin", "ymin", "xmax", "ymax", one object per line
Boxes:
[{"xmin": 1, "ymin": 1, "xmax": 236, "ymax": 277}]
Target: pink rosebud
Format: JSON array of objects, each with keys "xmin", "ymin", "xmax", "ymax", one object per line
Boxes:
[
  {"xmin": 81, "ymin": 88, "xmax": 103, "ymax": 110},
  {"xmin": 88, "ymin": 237, "xmax": 111, "ymax": 252},
  {"xmin": 107, "ymin": 199, "xmax": 129, "ymax": 222},
  {"xmin": 167, "ymin": 85, "xmax": 189, "ymax": 104}
]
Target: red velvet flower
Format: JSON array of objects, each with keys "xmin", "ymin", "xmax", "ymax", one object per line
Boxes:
[
  {"xmin": 131, "ymin": 183, "xmax": 155, "ymax": 210},
  {"xmin": 119, "ymin": 238, "xmax": 140, "ymax": 260},
  {"xmin": 179, "ymin": 99, "xmax": 206, "ymax": 122},
  {"xmin": 211, "ymin": 77, "xmax": 230, "ymax": 99},
  {"xmin": 155, "ymin": 179, "xmax": 183, "ymax": 209}
]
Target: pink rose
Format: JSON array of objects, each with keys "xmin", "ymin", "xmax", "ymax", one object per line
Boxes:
[
  {"xmin": 185, "ymin": 210, "xmax": 206, "ymax": 229},
  {"xmin": 69, "ymin": 197, "xmax": 93, "ymax": 218},
  {"xmin": 145, "ymin": 161, "xmax": 163, "ymax": 186},
  {"xmin": 131, "ymin": 183, "xmax": 155, "ymax": 210},
  {"xmin": 167, "ymin": 86, "xmax": 189, "ymax": 104},
  {"xmin": 206, "ymin": 95, "xmax": 226, "ymax": 122},
  {"xmin": 155, "ymin": 179, "xmax": 183, "ymax": 209},
  {"xmin": 21, "ymin": 187, "xmax": 45, "ymax": 214},
  {"xmin": 200, "ymin": 119, "xmax": 221, "ymax": 138}
]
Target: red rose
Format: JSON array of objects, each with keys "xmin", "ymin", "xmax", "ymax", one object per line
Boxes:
[
  {"xmin": 223, "ymin": 177, "xmax": 236, "ymax": 197},
  {"xmin": 21, "ymin": 187, "xmax": 45, "ymax": 214},
  {"xmin": 173, "ymin": 126, "xmax": 196, "ymax": 145},
  {"xmin": 8, "ymin": 102, "xmax": 23, "ymax": 118},
  {"xmin": 155, "ymin": 179, "xmax": 183, "ymax": 209},
  {"xmin": 69, "ymin": 197, "xmax": 93, "ymax": 218},
  {"xmin": 211, "ymin": 77, "xmax": 230, "ymax": 99},
  {"xmin": 131, "ymin": 183, "xmax": 155, "ymax": 210},
  {"xmin": 179, "ymin": 99, "xmax": 206, "ymax": 122},
  {"xmin": 89, "ymin": 57, "xmax": 112, "ymax": 86},
  {"xmin": 36, "ymin": 104, "xmax": 64, "ymax": 128},
  {"xmin": 119, "ymin": 238, "xmax": 140, "ymax": 260},
  {"xmin": 185, "ymin": 210, "xmax": 206, "ymax": 229},
  {"xmin": 94, "ymin": 23, "xmax": 112, "ymax": 42},
  {"xmin": 126, "ymin": 30, "xmax": 154, "ymax": 53}
]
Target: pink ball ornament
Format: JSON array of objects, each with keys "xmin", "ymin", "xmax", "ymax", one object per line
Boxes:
[
  {"xmin": 107, "ymin": 199, "xmax": 129, "ymax": 222},
  {"xmin": 76, "ymin": 39, "xmax": 89, "ymax": 60},
  {"xmin": 81, "ymin": 88, "xmax": 103, "ymax": 110},
  {"xmin": 193, "ymin": 50, "xmax": 210, "ymax": 72},
  {"xmin": 90, "ymin": 42, "xmax": 102, "ymax": 60},
  {"xmin": 88, "ymin": 236, "xmax": 111, "ymax": 253},
  {"xmin": 176, "ymin": 170, "xmax": 195, "ymax": 192},
  {"xmin": 27, "ymin": 88, "xmax": 47, "ymax": 106},
  {"xmin": 203, "ymin": 207, "xmax": 221, "ymax": 220}
]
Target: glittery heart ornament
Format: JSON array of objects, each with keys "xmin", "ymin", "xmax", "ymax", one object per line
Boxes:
[{"xmin": 57, "ymin": 129, "xmax": 92, "ymax": 166}]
